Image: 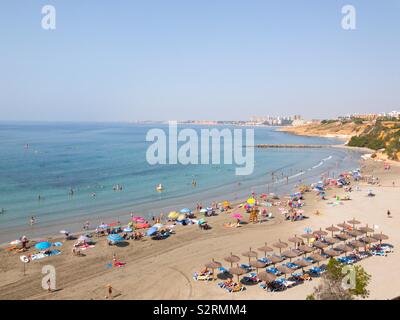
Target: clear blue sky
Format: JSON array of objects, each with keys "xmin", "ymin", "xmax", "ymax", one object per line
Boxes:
[{"xmin": 1, "ymin": 0, "xmax": 399, "ymax": 121}]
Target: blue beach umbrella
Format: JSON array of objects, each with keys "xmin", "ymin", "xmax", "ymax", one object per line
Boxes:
[
  {"xmin": 146, "ymin": 227, "xmax": 158, "ymax": 236},
  {"xmin": 180, "ymin": 208, "xmax": 191, "ymax": 214},
  {"xmin": 35, "ymin": 242, "xmax": 52, "ymax": 250},
  {"xmin": 107, "ymin": 234, "xmax": 123, "ymax": 243},
  {"xmin": 123, "ymin": 227, "xmax": 133, "ymax": 232}
]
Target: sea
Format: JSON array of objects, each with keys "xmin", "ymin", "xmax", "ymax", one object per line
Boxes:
[{"xmin": 0, "ymin": 122, "xmax": 365, "ymax": 243}]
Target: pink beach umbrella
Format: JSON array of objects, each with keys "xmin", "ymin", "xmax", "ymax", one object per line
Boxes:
[
  {"xmin": 231, "ymin": 213, "xmax": 243, "ymax": 220},
  {"xmin": 132, "ymin": 216, "xmax": 146, "ymax": 223}
]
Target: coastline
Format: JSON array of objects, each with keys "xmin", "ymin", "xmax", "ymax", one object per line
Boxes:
[{"xmin": 0, "ymin": 159, "xmax": 399, "ymax": 300}]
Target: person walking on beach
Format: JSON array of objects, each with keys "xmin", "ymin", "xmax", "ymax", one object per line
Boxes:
[
  {"xmin": 30, "ymin": 216, "xmax": 36, "ymax": 226},
  {"xmin": 106, "ymin": 284, "xmax": 113, "ymax": 299},
  {"xmin": 387, "ymin": 210, "xmax": 392, "ymax": 218}
]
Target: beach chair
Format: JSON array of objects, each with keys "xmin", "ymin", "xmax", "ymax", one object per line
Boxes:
[
  {"xmin": 258, "ymin": 257, "xmax": 272, "ymax": 264},
  {"xmin": 266, "ymin": 267, "xmax": 281, "ymax": 276},
  {"xmin": 242, "ymin": 273, "xmax": 259, "ymax": 284},
  {"xmin": 266, "ymin": 281, "xmax": 286, "ymax": 292},
  {"xmin": 193, "ymin": 271, "xmax": 212, "ymax": 281},
  {"xmin": 285, "ymin": 262, "xmax": 299, "ymax": 269},
  {"xmin": 240, "ymin": 264, "xmax": 252, "ymax": 271},
  {"xmin": 226, "ymin": 284, "xmax": 245, "ymax": 293}
]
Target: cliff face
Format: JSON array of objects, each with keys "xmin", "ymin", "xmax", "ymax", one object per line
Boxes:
[
  {"xmin": 279, "ymin": 121, "xmax": 368, "ymax": 140},
  {"xmin": 280, "ymin": 120, "xmax": 400, "ymax": 160}
]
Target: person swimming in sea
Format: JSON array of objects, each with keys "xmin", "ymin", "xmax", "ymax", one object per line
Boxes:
[
  {"xmin": 192, "ymin": 179, "xmax": 197, "ymax": 188},
  {"xmin": 0, "ymin": 208, "xmax": 5, "ymax": 214}
]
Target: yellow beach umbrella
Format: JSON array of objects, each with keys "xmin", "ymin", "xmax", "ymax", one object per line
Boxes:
[
  {"xmin": 168, "ymin": 211, "xmax": 179, "ymax": 220},
  {"xmin": 177, "ymin": 214, "xmax": 187, "ymax": 221},
  {"xmin": 222, "ymin": 200, "xmax": 230, "ymax": 207},
  {"xmin": 247, "ymin": 198, "xmax": 256, "ymax": 205}
]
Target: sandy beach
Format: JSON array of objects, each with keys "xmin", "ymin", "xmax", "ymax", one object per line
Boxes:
[{"xmin": 0, "ymin": 159, "xmax": 398, "ymax": 300}]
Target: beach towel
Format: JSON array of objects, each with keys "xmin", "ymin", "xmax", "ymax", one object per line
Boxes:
[{"xmin": 53, "ymin": 242, "xmax": 63, "ymax": 247}]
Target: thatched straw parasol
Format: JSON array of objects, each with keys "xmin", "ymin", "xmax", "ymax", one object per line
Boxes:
[
  {"xmin": 205, "ymin": 259, "xmax": 222, "ymax": 280},
  {"xmin": 276, "ymin": 265, "xmax": 294, "ymax": 278},
  {"xmin": 337, "ymin": 222, "xmax": 351, "ymax": 230},
  {"xmin": 257, "ymin": 243, "xmax": 274, "ymax": 257},
  {"xmin": 313, "ymin": 241, "xmax": 328, "ymax": 249},
  {"xmin": 347, "ymin": 218, "xmax": 361, "ymax": 228},
  {"xmin": 298, "ymin": 245, "xmax": 314, "ymax": 254},
  {"xmin": 309, "ymin": 253, "xmax": 326, "ymax": 265},
  {"xmin": 361, "ymin": 236, "xmax": 378, "ymax": 244},
  {"xmin": 295, "ymin": 259, "xmax": 311, "ymax": 271},
  {"xmin": 359, "ymin": 225, "xmax": 374, "ymax": 235},
  {"xmin": 347, "ymin": 230, "xmax": 363, "ymax": 238},
  {"xmin": 336, "ymin": 233, "xmax": 352, "ymax": 240},
  {"xmin": 257, "ymin": 271, "xmax": 276, "ymax": 283},
  {"xmin": 335, "ymin": 244, "xmax": 353, "ymax": 256},
  {"xmin": 229, "ymin": 265, "xmax": 247, "ymax": 283},
  {"xmin": 281, "ymin": 249, "xmax": 301, "ymax": 261},
  {"xmin": 313, "ymin": 228, "xmax": 328, "ymax": 237},
  {"xmin": 301, "ymin": 233, "xmax": 315, "ymax": 244},
  {"xmin": 372, "ymin": 232, "xmax": 389, "ymax": 244},
  {"xmin": 350, "ymin": 240, "xmax": 364, "ymax": 248},
  {"xmin": 324, "ymin": 249, "xmax": 340, "ymax": 257},
  {"xmin": 288, "ymin": 235, "xmax": 303, "ymax": 248},
  {"xmin": 250, "ymin": 260, "xmax": 267, "ymax": 273},
  {"xmin": 273, "ymin": 239, "xmax": 288, "ymax": 254},
  {"xmin": 224, "ymin": 253, "xmax": 241, "ymax": 267},
  {"xmin": 326, "ymin": 225, "xmax": 340, "ymax": 237},
  {"xmin": 269, "ymin": 255, "xmax": 283, "ymax": 265},
  {"xmin": 242, "ymin": 247, "xmax": 258, "ymax": 264},
  {"xmin": 324, "ymin": 237, "xmax": 340, "ymax": 245}
]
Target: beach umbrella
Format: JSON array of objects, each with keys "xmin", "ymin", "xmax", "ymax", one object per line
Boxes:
[
  {"xmin": 229, "ymin": 265, "xmax": 247, "ymax": 283},
  {"xmin": 258, "ymin": 271, "xmax": 276, "ymax": 283},
  {"xmin": 132, "ymin": 216, "xmax": 145, "ymax": 223},
  {"xmin": 309, "ymin": 253, "xmax": 326, "ymax": 264},
  {"xmin": 199, "ymin": 208, "xmax": 208, "ymax": 213},
  {"xmin": 269, "ymin": 255, "xmax": 283, "ymax": 265},
  {"xmin": 222, "ymin": 201, "xmax": 231, "ymax": 208},
  {"xmin": 177, "ymin": 214, "xmax": 187, "ymax": 222},
  {"xmin": 281, "ymin": 249, "xmax": 301, "ymax": 261},
  {"xmin": 78, "ymin": 235, "xmax": 89, "ymax": 242},
  {"xmin": 231, "ymin": 213, "xmax": 243, "ymax": 220},
  {"xmin": 180, "ymin": 208, "xmax": 191, "ymax": 214},
  {"xmin": 313, "ymin": 228, "xmax": 328, "ymax": 236},
  {"xmin": 337, "ymin": 222, "xmax": 351, "ymax": 230},
  {"xmin": 153, "ymin": 223, "xmax": 164, "ymax": 230},
  {"xmin": 326, "ymin": 225, "xmax": 340, "ymax": 237},
  {"xmin": 336, "ymin": 233, "xmax": 352, "ymax": 241},
  {"xmin": 250, "ymin": 260, "xmax": 267, "ymax": 273},
  {"xmin": 205, "ymin": 259, "xmax": 222, "ymax": 280},
  {"xmin": 277, "ymin": 265, "xmax": 294, "ymax": 278},
  {"xmin": 10, "ymin": 239, "xmax": 22, "ymax": 245},
  {"xmin": 324, "ymin": 237, "xmax": 340, "ymax": 245},
  {"xmin": 359, "ymin": 225, "xmax": 374, "ymax": 235},
  {"xmin": 324, "ymin": 249, "xmax": 340, "ymax": 257},
  {"xmin": 224, "ymin": 253, "xmax": 241, "ymax": 267},
  {"xmin": 99, "ymin": 223, "xmax": 108, "ymax": 229},
  {"xmin": 247, "ymin": 198, "xmax": 256, "ymax": 205},
  {"xmin": 242, "ymin": 247, "xmax": 258, "ymax": 264},
  {"xmin": 301, "ymin": 233, "xmax": 315, "ymax": 244},
  {"xmin": 347, "ymin": 218, "xmax": 361, "ymax": 228},
  {"xmin": 313, "ymin": 241, "xmax": 328, "ymax": 251},
  {"xmin": 372, "ymin": 232, "xmax": 389, "ymax": 244},
  {"xmin": 295, "ymin": 259, "xmax": 311, "ymax": 269},
  {"xmin": 59, "ymin": 230, "xmax": 69, "ymax": 234},
  {"xmin": 350, "ymin": 240, "xmax": 364, "ymax": 248},
  {"xmin": 361, "ymin": 236, "xmax": 378, "ymax": 244},
  {"xmin": 35, "ymin": 242, "xmax": 52, "ymax": 250},
  {"xmin": 335, "ymin": 244, "xmax": 353, "ymax": 256},
  {"xmin": 123, "ymin": 227, "xmax": 133, "ymax": 232},
  {"xmin": 168, "ymin": 211, "xmax": 179, "ymax": 220},
  {"xmin": 298, "ymin": 245, "xmax": 314, "ymax": 254},
  {"xmin": 288, "ymin": 235, "xmax": 303, "ymax": 247},
  {"xmin": 347, "ymin": 230, "xmax": 362, "ymax": 238},
  {"xmin": 273, "ymin": 240, "xmax": 288, "ymax": 254},
  {"xmin": 146, "ymin": 227, "xmax": 158, "ymax": 237},
  {"xmin": 107, "ymin": 234, "xmax": 123, "ymax": 244},
  {"xmin": 257, "ymin": 242, "xmax": 274, "ymax": 257}
]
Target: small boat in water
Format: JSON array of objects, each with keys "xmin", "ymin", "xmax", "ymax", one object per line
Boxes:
[{"xmin": 156, "ymin": 184, "xmax": 164, "ymax": 192}]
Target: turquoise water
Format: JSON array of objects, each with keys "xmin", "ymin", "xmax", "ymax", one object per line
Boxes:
[{"xmin": 0, "ymin": 122, "xmax": 363, "ymax": 242}]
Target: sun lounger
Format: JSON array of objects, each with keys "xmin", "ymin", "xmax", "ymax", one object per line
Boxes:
[
  {"xmin": 265, "ymin": 281, "xmax": 286, "ymax": 292},
  {"xmin": 266, "ymin": 267, "xmax": 281, "ymax": 276},
  {"xmin": 258, "ymin": 257, "xmax": 272, "ymax": 264},
  {"xmin": 285, "ymin": 262, "xmax": 299, "ymax": 269},
  {"xmin": 226, "ymin": 284, "xmax": 245, "ymax": 293},
  {"xmin": 193, "ymin": 271, "xmax": 212, "ymax": 281}
]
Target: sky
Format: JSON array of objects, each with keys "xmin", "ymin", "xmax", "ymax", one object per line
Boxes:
[{"xmin": 0, "ymin": 0, "xmax": 399, "ymax": 122}]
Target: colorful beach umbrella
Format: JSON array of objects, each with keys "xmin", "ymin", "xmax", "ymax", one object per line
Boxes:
[
  {"xmin": 107, "ymin": 234, "xmax": 123, "ymax": 243},
  {"xmin": 168, "ymin": 211, "xmax": 179, "ymax": 220},
  {"xmin": 180, "ymin": 208, "xmax": 191, "ymax": 214},
  {"xmin": 35, "ymin": 242, "xmax": 52, "ymax": 250},
  {"xmin": 247, "ymin": 198, "xmax": 256, "ymax": 205},
  {"xmin": 231, "ymin": 213, "xmax": 243, "ymax": 220},
  {"xmin": 132, "ymin": 216, "xmax": 146, "ymax": 223}
]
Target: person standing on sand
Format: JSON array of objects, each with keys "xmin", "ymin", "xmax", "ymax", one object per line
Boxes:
[
  {"xmin": 106, "ymin": 284, "xmax": 113, "ymax": 299},
  {"xmin": 387, "ymin": 210, "xmax": 392, "ymax": 218}
]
